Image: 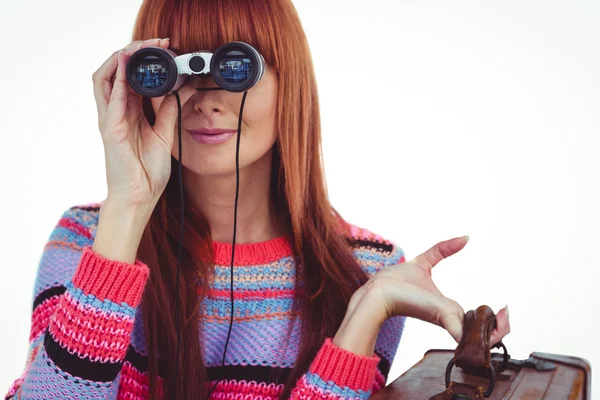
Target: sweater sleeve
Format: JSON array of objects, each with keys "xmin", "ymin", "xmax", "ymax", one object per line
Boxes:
[
  {"xmin": 288, "ymin": 234, "xmax": 408, "ymax": 399},
  {"xmin": 289, "ymin": 338, "xmax": 382, "ymax": 399},
  {"xmin": 5, "ymin": 206, "xmax": 149, "ymax": 400}
]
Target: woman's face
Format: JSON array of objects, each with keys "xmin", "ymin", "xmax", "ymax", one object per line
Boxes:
[{"xmin": 150, "ymin": 50, "xmax": 278, "ymax": 177}]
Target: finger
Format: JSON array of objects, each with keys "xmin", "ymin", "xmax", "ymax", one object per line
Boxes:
[
  {"xmin": 157, "ymin": 37, "xmax": 171, "ymax": 49},
  {"xmin": 93, "ymin": 50, "xmax": 120, "ymax": 125},
  {"xmin": 436, "ymin": 299, "xmax": 465, "ymax": 343},
  {"xmin": 411, "ymin": 236, "xmax": 470, "ymax": 270},
  {"xmin": 490, "ymin": 305, "xmax": 511, "ymax": 345},
  {"xmin": 153, "ymin": 84, "xmax": 198, "ymax": 148},
  {"xmin": 106, "ymin": 38, "xmax": 169, "ymax": 127},
  {"xmin": 93, "ymin": 40, "xmax": 153, "ymax": 123}
]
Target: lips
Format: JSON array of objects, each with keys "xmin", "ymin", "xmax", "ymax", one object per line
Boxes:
[
  {"xmin": 188, "ymin": 128, "xmax": 237, "ymax": 135},
  {"xmin": 187, "ymin": 128, "xmax": 237, "ymax": 144}
]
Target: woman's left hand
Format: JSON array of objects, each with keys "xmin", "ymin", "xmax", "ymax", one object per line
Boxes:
[{"xmin": 347, "ymin": 236, "xmax": 510, "ymax": 345}]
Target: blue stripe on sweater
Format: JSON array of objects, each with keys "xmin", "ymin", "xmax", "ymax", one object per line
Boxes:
[
  {"xmin": 202, "ymin": 297, "xmax": 295, "ymax": 317},
  {"xmin": 65, "ymin": 282, "xmax": 136, "ymax": 317},
  {"xmin": 304, "ymin": 371, "xmax": 371, "ymax": 399}
]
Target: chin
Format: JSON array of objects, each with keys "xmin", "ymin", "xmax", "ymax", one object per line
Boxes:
[{"xmin": 183, "ymin": 160, "xmax": 243, "ymax": 177}]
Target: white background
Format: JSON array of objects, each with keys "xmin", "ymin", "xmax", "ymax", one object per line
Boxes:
[{"xmin": 1, "ymin": 0, "xmax": 599, "ymax": 396}]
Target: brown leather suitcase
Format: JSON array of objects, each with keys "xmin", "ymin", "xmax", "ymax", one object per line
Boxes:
[{"xmin": 371, "ymin": 305, "xmax": 591, "ymax": 399}]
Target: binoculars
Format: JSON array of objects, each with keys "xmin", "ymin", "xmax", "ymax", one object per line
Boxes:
[{"xmin": 126, "ymin": 41, "xmax": 266, "ymax": 97}]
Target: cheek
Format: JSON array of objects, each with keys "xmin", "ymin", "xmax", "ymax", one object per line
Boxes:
[{"xmin": 243, "ymin": 84, "xmax": 277, "ymax": 135}]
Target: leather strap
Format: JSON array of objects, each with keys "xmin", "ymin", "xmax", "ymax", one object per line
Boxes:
[
  {"xmin": 430, "ymin": 305, "xmax": 498, "ymax": 399},
  {"xmin": 455, "ymin": 305, "xmax": 496, "ymax": 373}
]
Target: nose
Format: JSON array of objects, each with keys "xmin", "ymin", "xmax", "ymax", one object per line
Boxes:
[
  {"xmin": 187, "ymin": 76, "xmax": 225, "ymax": 116},
  {"xmin": 192, "ymin": 93, "xmax": 224, "ymax": 116}
]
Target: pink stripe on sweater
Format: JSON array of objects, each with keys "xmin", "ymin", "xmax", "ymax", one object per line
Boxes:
[
  {"xmin": 48, "ymin": 291, "xmax": 134, "ymax": 363},
  {"xmin": 372, "ymin": 369, "xmax": 386, "ymax": 395},
  {"xmin": 290, "ymin": 376, "xmax": 355, "ymax": 400},
  {"xmin": 30, "ymin": 295, "xmax": 61, "ymax": 342},
  {"xmin": 206, "ymin": 288, "xmax": 296, "ymax": 300},
  {"xmin": 207, "ymin": 379, "xmax": 284, "ymax": 399},
  {"xmin": 212, "ymin": 236, "xmax": 293, "ymax": 266},
  {"xmin": 350, "ymin": 225, "xmax": 393, "ymax": 245},
  {"xmin": 117, "ymin": 362, "xmax": 164, "ymax": 400},
  {"xmin": 58, "ymin": 217, "xmax": 94, "ymax": 239}
]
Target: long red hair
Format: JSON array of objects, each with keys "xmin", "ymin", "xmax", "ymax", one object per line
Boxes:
[{"xmin": 133, "ymin": 0, "xmax": 370, "ymax": 398}]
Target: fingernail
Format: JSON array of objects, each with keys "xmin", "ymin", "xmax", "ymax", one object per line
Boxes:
[
  {"xmin": 506, "ymin": 305, "xmax": 510, "ymax": 319},
  {"xmin": 463, "ymin": 235, "xmax": 470, "ymax": 242}
]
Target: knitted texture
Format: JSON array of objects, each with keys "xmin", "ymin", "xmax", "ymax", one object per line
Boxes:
[{"xmin": 6, "ymin": 203, "xmax": 407, "ymax": 399}]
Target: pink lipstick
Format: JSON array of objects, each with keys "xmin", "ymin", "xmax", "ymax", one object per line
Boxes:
[{"xmin": 188, "ymin": 128, "xmax": 237, "ymax": 144}]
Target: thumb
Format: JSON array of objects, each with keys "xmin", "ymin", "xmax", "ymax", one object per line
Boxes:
[
  {"xmin": 438, "ymin": 300, "xmax": 465, "ymax": 343},
  {"xmin": 153, "ymin": 85, "xmax": 198, "ymax": 147},
  {"xmin": 411, "ymin": 235, "xmax": 470, "ymax": 270}
]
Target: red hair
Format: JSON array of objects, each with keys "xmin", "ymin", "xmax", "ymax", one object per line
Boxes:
[{"xmin": 132, "ymin": 0, "xmax": 370, "ymax": 398}]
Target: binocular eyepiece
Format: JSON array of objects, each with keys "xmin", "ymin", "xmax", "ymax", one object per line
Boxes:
[{"xmin": 126, "ymin": 41, "xmax": 266, "ymax": 97}]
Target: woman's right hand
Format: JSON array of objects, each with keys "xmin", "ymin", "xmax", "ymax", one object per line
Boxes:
[
  {"xmin": 360, "ymin": 236, "xmax": 510, "ymax": 343},
  {"xmin": 92, "ymin": 38, "xmax": 197, "ymax": 209},
  {"xmin": 333, "ymin": 236, "xmax": 511, "ymax": 357}
]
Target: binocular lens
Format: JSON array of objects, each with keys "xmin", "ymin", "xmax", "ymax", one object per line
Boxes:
[
  {"xmin": 135, "ymin": 56, "xmax": 170, "ymax": 89},
  {"xmin": 127, "ymin": 47, "xmax": 178, "ymax": 97},
  {"xmin": 219, "ymin": 50, "xmax": 253, "ymax": 85}
]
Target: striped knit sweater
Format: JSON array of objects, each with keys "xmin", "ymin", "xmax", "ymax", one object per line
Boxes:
[{"xmin": 5, "ymin": 203, "xmax": 407, "ymax": 399}]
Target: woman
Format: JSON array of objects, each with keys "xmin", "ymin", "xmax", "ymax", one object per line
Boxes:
[{"xmin": 6, "ymin": 0, "xmax": 510, "ymax": 399}]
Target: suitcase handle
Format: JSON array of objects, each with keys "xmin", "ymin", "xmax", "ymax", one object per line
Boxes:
[
  {"xmin": 454, "ymin": 305, "xmax": 498, "ymax": 372},
  {"xmin": 437, "ymin": 305, "xmax": 504, "ymax": 399}
]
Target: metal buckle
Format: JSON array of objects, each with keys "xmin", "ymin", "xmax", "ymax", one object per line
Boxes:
[
  {"xmin": 445, "ymin": 358, "xmax": 496, "ymax": 398},
  {"xmin": 491, "ymin": 341, "xmax": 509, "ymax": 373}
]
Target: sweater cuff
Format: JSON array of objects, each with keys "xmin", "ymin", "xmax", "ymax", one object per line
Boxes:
[
  {"xmin": 309, "ymin": 338, "xmax": 380, "ymax": 392},
  {"xmin": 71, "ymin": 246, "xmax": 149, "ymax": 307}
]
